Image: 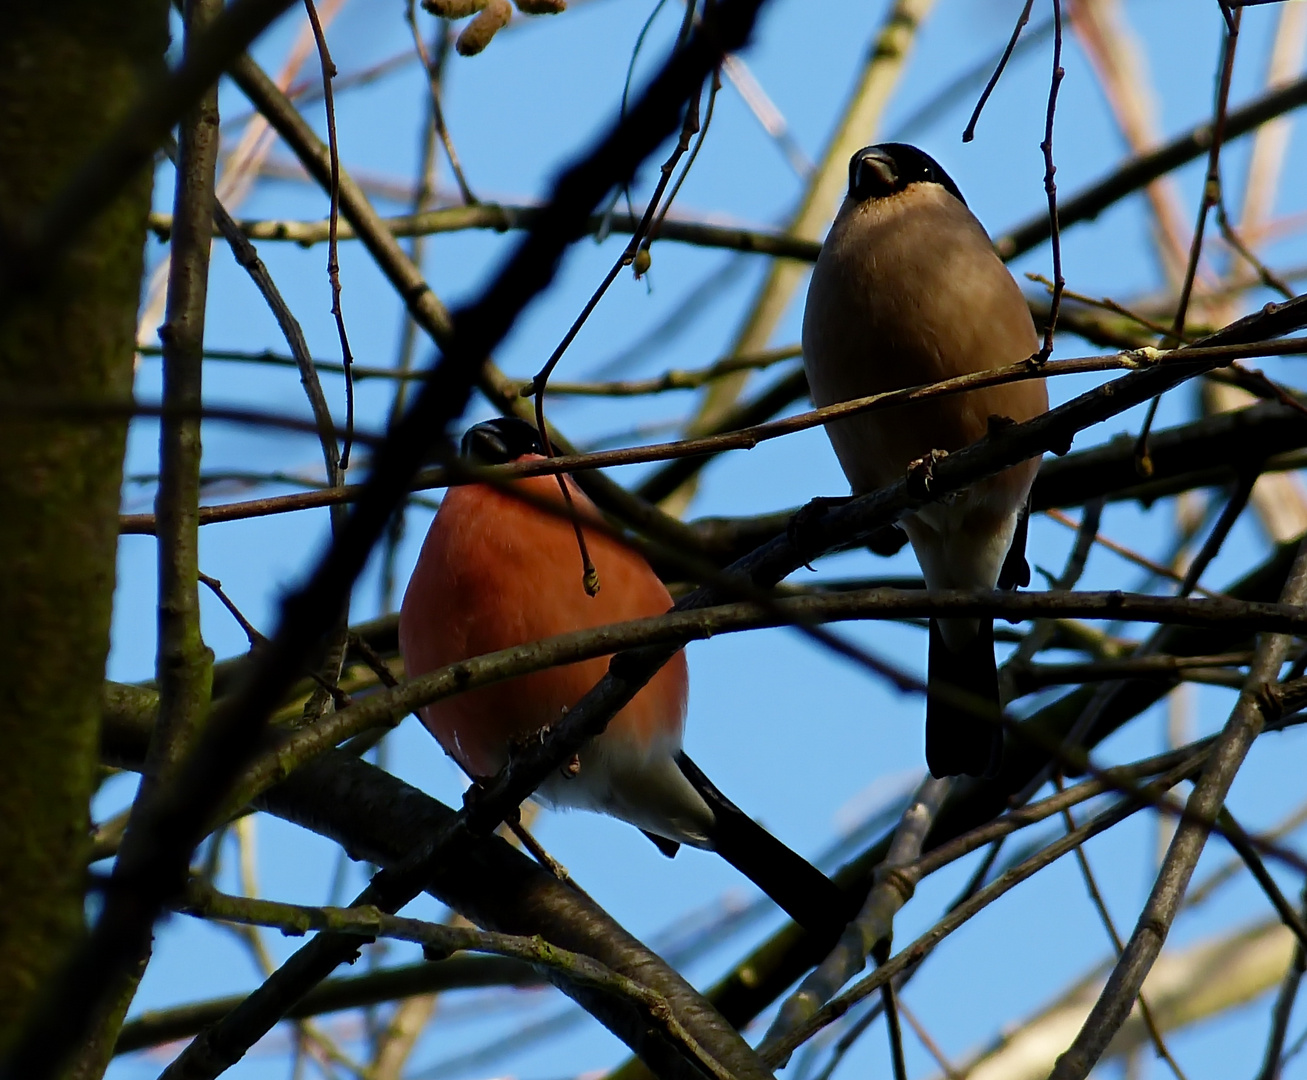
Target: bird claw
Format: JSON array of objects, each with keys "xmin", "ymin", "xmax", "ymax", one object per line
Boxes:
[
  {"xmin": 462, "ymin": 780, "xmax": 488, "ymax": 815},
  {"xmin": 787, "ymin": 495, "xmax": 853, "ymax": 571},
  {"xmin": 986, "ymin": 413, "xmax": 1017, "ymax": 436},
  {"xmin": 866, "ymin": 523, "xmax": 909, "ymax": 557},
  {"xmin": 906, "ymin": 449, "xmax": 948, "ymax": 497},
  {"xmin": 559, "ymin": 753, "xmax": 581, "ymax": 780}
]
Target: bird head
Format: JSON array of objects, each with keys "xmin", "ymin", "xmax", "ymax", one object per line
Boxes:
[
  {"xmin": 460, "ymin": 417, "xmax": 544, "ymax": 464},
  {"xmin": 847, "ymin": 143, "xmax": 966, "ymax": 207}
]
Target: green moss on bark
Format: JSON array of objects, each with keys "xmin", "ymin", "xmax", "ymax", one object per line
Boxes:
[{"xmin": 0, "ymin": 0, "xmax": 167, "ymax": 1052}]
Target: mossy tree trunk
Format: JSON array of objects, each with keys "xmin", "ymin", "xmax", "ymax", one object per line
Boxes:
[{"xmin": 0, "ymin": 0, "xmax": 168, "ymax": 1055}]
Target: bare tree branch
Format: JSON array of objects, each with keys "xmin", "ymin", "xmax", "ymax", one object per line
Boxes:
[
  {"xmin": 5, "ymin": 2, "xmax": 777, "ymax": 1073},
  {"xmin": 1048, "ymin": 536, "xmax": 1307, "ymax": 1080}
]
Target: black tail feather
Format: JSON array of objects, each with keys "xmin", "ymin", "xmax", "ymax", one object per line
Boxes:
[
  {"xmin": 674, "ymin": 753, "xmax": 854, "ymax": 938},
  {"xmin": 998, "ymin": 496, "xmax": 1032, "ymax": 590},
  {"xmin": 641, "ymin": 830, "xmax": 681, "ymax": 858},
  {"xmin": 926, "ymin": 618, "xmax": 1002, "ymax": 779}
]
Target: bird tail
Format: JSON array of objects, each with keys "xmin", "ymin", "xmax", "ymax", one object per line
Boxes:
[
  {"xmin": 926, "ymin": 618, "xmax": 1002, "ymax": 779},
  {"xmin": 674, "ymin": 752, "xmax": 854, "ymax": 938}
]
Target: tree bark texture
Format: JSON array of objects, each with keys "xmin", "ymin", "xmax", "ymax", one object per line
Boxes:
[{"xmin": 0, "ymin": 0, "xmax": 167, "ymax": 1052}]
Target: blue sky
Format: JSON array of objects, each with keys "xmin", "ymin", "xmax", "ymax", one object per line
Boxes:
[{"xmin": 104, "ymin": 1, "xmax": 1307, "ymax": 1077}]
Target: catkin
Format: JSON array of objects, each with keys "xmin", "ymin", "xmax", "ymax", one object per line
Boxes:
[
  {"xmin": 421, "ymin": 0, "xmax": 486, "ymax": 17},
  {"xmin": 455, "ymin": 0, "xmax": 512, "ymax": 55}
]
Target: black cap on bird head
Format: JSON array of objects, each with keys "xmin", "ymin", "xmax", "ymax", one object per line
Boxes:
[
  {"xmin": 460, "ymin": 417, "xmax": 544, "ymax": 464},
  {"xmin": 847, "ymin": 143, "xmax": 966, "ymax": 207}
]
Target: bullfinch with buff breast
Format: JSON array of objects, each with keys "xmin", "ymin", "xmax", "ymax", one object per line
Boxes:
[
  {"xmin": 400, "ymin": 417, "xmax": 852, "ymax": 935},
  {"xmin": 802, "ymin": 143, "xmax": 1047, "ymax": 779}
]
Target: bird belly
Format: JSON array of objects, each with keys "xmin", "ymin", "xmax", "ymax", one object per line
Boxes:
[
  {"xmin": 399, "ymin": 475, "xmax": 695, "ymax": 838},
  {"xmin": 536, "ymin": 731, "xmax": 715, "ymax": 849},
  {"xmin": 902, "ymin": 487, "xmax": 1025, "ymax": 651}
]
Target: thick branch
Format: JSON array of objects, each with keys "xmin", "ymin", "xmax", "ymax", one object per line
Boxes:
[
  {"xmin": 176, "ymin": 748, "xmax": 774, "ymax": 1080},
  {"xmin": 994, "ymin": 73, "xmax": 1307, "ymax": 260},
  {"xmin": 85, "ymin": 3, "xmax": 223, "ymax": 1074},
  {"xmin": 0, "ymin": 0, "xmax": 167, "ymax": 1067},
  {"xmin": 762, "ymin": 777, "xmax": 952, "ymax": 1056},
  {"xmin": 0, "ymin": 0, "xmax": 300, "ymax": 300},
  {"xmin": 35, "ymin": 5, "xmax": 778, "ymax": 1078},
  {"xmin": 205, "ymin": 586, "xmax": 1307, "ymax": 824},
  {"xmin": 621, "ymin": 541, "xmax": 1307, "ymax": 1057},
  {"xmin": 175, "ymin": 883, "xmax": 737, "ymax": 1080}
]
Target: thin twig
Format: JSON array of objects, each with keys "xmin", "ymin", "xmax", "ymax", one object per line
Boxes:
[
  {"xmin": 174, "ymin": 881, "xmax": 739, "ymax": 1080},
  {"xmin": 720, "ymin": 51, "xmax": 812, "ymax": 177},
  {"xmin": 1043, "ymin": 508, "xmax": 1226, "ymax": 599},
  {"xmin": 1216, "ymin": 197, "xmax": 1295, "ymax": 299},
  {"xmin": 1234, "ymin": 363, "xmax": 1307, "ymax": 422},
  {"xmin": 643, "ymin": 65, "xmax": 722, "ymax": 260},
  {"xmin": 1009, "ymin": 652, "xmax": 1251, "ymax": 695},
  {"xmin": 212, "ymin": 180, "xmax": 354, "ymax": 718},
  {"xmin": 879, "ymin": 949, "xmax": 908, "ymax": 1080},
  {"xmin": 962, "ymin": 0, "xmax": 1035, "ymax": 141},
  {"xmin": 112, "ymin": 333, "xmax": 1307, "ymax": 535},
  {"xmin": 303, "ymin": 0, "xmax": 356, "ymax": 469},
  {"xmin": 1035, "ymin": 0, "xmax": 1066, "ymax": 362},
  {"xmin": 1136, "ymin": 9, "xmax": 1242, "ymax": 476},
  {"xmin": 994, "ymin": 72, "xmax": 1307, "ymax": 262},
  {"xmin": 533, "ymin": 344, "xmax": 803, "ymax": 396},
  {"xmin": 198, "ymin": 572, "xmax": 266, "ymax": 648},
  {"xmin": 212, "ymin": 201, "xmax": 343, "ymax": 481},
  {"xmin": 1255, "ymin": 884, "xmax": 1307, "ymax": 1080},
  {"xmin": 1214, "ymin": 808, "xmax": 1307, "ymax": 951},
  {"xmin": 1056, "ymin": 780, "xmax": 1190, "ymax": 1080},
  {"xmin": 404, "ymin": 3, "xmax": 475, "ymax": 204},
  {"xmin": 1048, "ymin": 535, "xmax": 1307, "ymax": 1080},
  {"xmin": 113, "ymin": 955, "xmax": 538, "ymax": 1054},
  {"xmin": 1177, "ymin": 471, "xmax": 1256, "ymax": 596},
  {"xmin": 151, "ymin": 200, "xmax": 826, "ymax": 259},
  {"xmin": 1174, "ymin": 8, "xmax": 1242, "ymax": 335},
  {"xmin": 1027, "ymin": 272, "xmax": 1190, "ymax": 342},
  {"xmin": 199, "ymin": 571, "xmax": 353, "ymax": 709},
  {"xmin": 763, "ymin": 772, "xmax": 1185, "ymax": 1065},
  {"xmin": 896, "ymin": 999, "xmax": 962, "ymax": 1080},
  {"xmin": 763, "ymin": 778, "xmax": 952, "ymax": 1058},
  {"xmin": 140, "ymin": 340, "xmax": 803, "ymax": 392},
  {"xmin": 528, "ymin": 67, "xmax": 714, "ymax": 593}
]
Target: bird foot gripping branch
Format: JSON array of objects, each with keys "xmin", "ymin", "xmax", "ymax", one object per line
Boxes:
[
  {"xmin": 786, "ymin": 494, "xmax": 855, "ymax": 571},
  {"xmin": 904, "ymin": 448, "xmax": 949, "ymax": 498}
]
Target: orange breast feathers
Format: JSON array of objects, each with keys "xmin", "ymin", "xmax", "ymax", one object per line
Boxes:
[{"xmin": 398, "ymin": 465, "xmax": 689, "ymax": 779}]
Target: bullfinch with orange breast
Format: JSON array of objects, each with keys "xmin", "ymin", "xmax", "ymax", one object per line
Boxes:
[
  {"xmin": 802, "ymin": 144, "xmax": 1048, "ymax": 779},
  {"xmin": 399, "ymin": 417, "xmax": 851, "ymax": 934}
]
